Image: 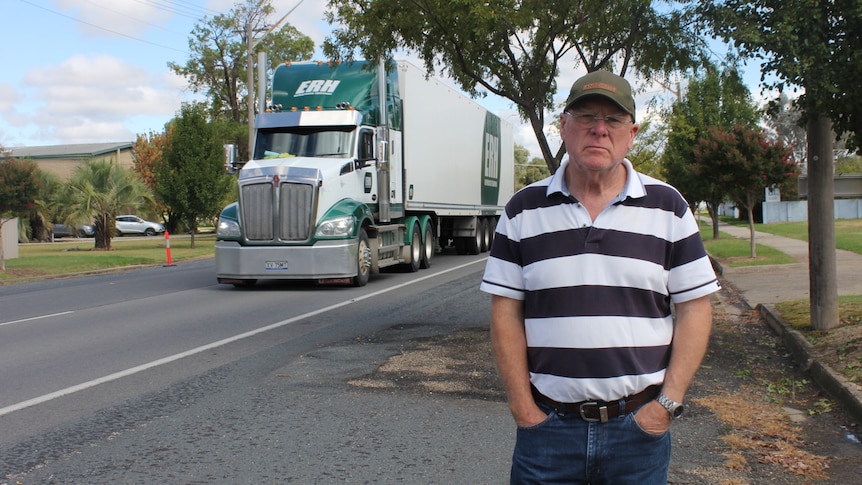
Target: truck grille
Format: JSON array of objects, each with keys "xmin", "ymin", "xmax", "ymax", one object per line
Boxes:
[{"xmin": 241, "ymin": 182, "xmax": 314, "ymax": 241}]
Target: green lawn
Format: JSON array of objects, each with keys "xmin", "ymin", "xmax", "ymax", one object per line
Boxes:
[
  {"xmin": 701, "ymin": 218, "xmax": 862, "ymax": 360},
  {"xmin": 718, "ymin": 217, "xmax": 862, "ymax": 255},
  {"xmin": 1, "ymin": 234, "xmax": 215, "ymax": 285}
]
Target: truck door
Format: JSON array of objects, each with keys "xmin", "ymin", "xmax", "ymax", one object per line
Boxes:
[
  {"xmin": 355, "ymin": 128, "xmax": 377, "ymax": 206},
  {"xmin": 388, "ymin": 129, "xmax": 404, "ymax": 209}
]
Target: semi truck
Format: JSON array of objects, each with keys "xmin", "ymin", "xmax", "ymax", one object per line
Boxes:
[{"xmin": 215, "ymin": 59, "xmax": 514, "ymax": 287}]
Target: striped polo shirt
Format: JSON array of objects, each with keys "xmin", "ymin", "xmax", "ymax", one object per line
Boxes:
[{"xmin": 480, "ymin": 158, "xmax": 720, "ymax": 403}]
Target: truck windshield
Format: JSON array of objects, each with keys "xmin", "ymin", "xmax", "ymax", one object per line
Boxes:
[{"xmin": 254, "ymin": 127, "xmax": 355, "ymax": 160}]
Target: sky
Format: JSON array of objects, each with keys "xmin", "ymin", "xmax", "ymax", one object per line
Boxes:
[{"xmin": 4, "ymin": 0, "xmax": 765, "ymax": 160}]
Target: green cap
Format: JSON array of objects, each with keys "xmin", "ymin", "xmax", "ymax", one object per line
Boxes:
[{"xmin": 565, "ymin": 70, "xmax": 636, "ymax": 122}]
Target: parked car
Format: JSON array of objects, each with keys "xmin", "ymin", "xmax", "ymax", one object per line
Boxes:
[
  {"xmin": 115, "ymin": 215, "xmax": 165, "ymax": 236},
  {"xmin": 52, "ymin": 223, "xmax": 95, "ymax": 238}
]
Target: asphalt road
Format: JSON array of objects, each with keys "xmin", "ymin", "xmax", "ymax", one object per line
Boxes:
[
  {"xmin": 1, "ymin": 254, "xmax": 860, "ymax": 483},
  {"xmin": 1, "ymin": 253, "xmax": 516, "ymax": 483}
]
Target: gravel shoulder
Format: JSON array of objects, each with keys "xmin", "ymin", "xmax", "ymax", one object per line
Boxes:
[{"xmin": 347, "ymin": 277, "xmax": 862, "ymax": 484}]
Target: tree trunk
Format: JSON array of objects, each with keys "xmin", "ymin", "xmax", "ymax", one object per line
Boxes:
[
  {"xmin": 807, "ymin": 115, "xmax": 838, "ymax": 330},
  {"xmin": 0, "ymin": 221, "xmax": 6, "ymax": 271},
  {"xmin": 708, "ymin": 203, "xmax": 720, "ymax": 239},
  {"xmin": 528, "ymin": 110, "xmax": 558, "ymax": 174},
  {"xmin": 747, "ymin": 202, "xmax": 756, "ymax": 258}
]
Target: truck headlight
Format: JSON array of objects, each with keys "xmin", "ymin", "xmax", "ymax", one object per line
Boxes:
[
  {"xmin": 316, "ymin": 216, "xmax": 354, "ymax": 237},
  {"xmin": 218, "ymin": 218, "xmax": 241, "ymax": 238}
]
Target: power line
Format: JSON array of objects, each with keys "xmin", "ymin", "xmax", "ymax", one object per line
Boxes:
[
  {"xmin": 81, "ymin": 0, "xmax": 189, "ymax": 38},
  {"xmin": 19, "ymin": 0, "xmax": 190, "ymax": 54},
  {"xmin": 133, "ymin": 0, "xmax": 219, "ymax": 20}
]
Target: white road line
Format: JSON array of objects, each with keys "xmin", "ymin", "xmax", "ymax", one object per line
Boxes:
[
  {"xmin": 0, "ymin": 258, "xmax": 486, "ymax": 417},
  {"xmin": 0, "ymin": 311, "xmax": 75, "ymax": 327}
]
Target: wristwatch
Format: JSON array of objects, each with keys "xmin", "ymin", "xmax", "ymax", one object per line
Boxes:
[{"xmin": 656, "ymin": 393, "xmax": 685, "ymax": 419}]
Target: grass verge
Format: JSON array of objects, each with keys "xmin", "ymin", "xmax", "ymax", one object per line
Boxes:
[
  {"xmin": 0, "ymin": 234, "xmax": 215, "ymax": 285},
  {"xmin": 702, "ymin": 218, "xmax": 862, "ymax": 384}
]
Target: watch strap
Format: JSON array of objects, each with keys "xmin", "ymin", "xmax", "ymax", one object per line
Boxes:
[{"xmin": 656, "ymin": 393, "xmax": 684, "ymax": 418}]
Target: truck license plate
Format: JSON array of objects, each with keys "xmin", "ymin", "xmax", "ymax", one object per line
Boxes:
[{"xmin": 265, "ymin": 260, "xmax": 289, "ymax": 270}]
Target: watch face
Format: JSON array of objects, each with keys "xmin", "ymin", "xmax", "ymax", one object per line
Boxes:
[{"xmin": 672, "ymin": 404, "xmax": 684, "ymax": 418}]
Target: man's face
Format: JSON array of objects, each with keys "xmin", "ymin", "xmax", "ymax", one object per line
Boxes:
[{"xmin": 560, "ymin": 98, "xmax": 638, "ymax": 173}]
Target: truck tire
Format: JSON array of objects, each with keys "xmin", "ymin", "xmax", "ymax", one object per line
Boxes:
[
  {"xmin": 486, "ymin": 217, "xmax": 496, "ymax": 251},
  {"xmin": 401, "ymin": 222, "xmax": 421, "ymax": 272},
  {"xmin": 420, "ymin": 221, "xmax": 434, "ymax": 269},
  {"xmin": 479, "ymin": 218, "xmax": 491, "ymax": 252},
  {"xmin": 463, "ymin": 220, "xmax": 482, "ymax": 255},
  {"xmin": 352, "ymin": 229, "xmax": 371, "ymax": 287}
]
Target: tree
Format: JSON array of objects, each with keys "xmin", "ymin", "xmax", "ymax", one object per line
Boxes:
[
  {"xmin": 514, "ymin": 144, "xmax": 550, "ymax": 191},
  {"xmin": 59, "ymin": 159, "xmax": 154, "ymax": 250},
  {"xmin": 662, "ymin": 64, "xmax": 760, "ymax": 238},
  {"xmin": 132, "ymin": 130, "xmax": 173, "ymax": 228},
  {"xmin": 156, "ymin": 102, "xmax": 235, "ymax": 248},
  {"xmin": 324, "ymin": 0, "xmax": 708, "ymax": 173},
  {"xmin": 26, "ymin": 170, "xmax": 63, "ymax": 243},
  {"xmin": 0, "ymin": 151, "xmax": 41, "ymax": 270},
  {"xmin": 764, "ymin": 94, "xmax": 807, "ymax": 170},
  {"xmin": 699, "ymin": 0, "xmax": 862, "ymax": 330},
  {"xmin": 169, "ymin": 0, "xmax": 314, "ymax": 159},
  {"xmin": 693, "ymin": 125, "xmax": 794, "ymax": 257},
  {"xmin": 627, "ymin": 118, "xmax": 666, "ymax": 179}
]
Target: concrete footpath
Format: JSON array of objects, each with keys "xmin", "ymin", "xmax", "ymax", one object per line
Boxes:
[{"xmin": 712, "ymin": 221, "xmax": 862, "ymax": 422}]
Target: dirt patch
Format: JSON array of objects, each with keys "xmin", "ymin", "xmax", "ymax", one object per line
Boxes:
[
  {"xmin": 807, "ymin": 324, "xmax": 862, "ymax": 387},
  {"xmin": 348, "ymin": 327, "xmax": 505, "ymax": 402},
  {"xmin": 694, "ymin": 391, "xmax": 830, "ymax": 480},
  {"xmin": 696, "ymin": 285, "xmax": 860, "ymax": 483}
]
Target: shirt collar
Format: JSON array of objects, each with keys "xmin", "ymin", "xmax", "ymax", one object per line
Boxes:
[{"xmin": 547, "ymin": 157, "xmax": 646, "ymax": 201}]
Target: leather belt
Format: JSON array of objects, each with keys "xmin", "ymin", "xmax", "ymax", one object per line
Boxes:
[{"xmin": 532, "ymin": 385, "xmax": 661, "ymax": 423}]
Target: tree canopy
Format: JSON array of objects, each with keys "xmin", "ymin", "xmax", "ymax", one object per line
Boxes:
[
  {"xmin": 0, "ymin": 151, "xmax": 42, "ymax": 270},
  {"xmin": 58, "ymin": 159, "xmax": 154, "ymax": 250},
  {"xmin": 0, "ymin": 153, "xmax": 40, "ymax": 222},
  {"xmin": 693, "ymin": 124, "xmax": 794, "ymax": 256},
  {"xmin": 699, "ymin": 0, "xmax": 862, "ymax": 151},
  {"xmin": 156, "ymin": 102, "xmax": 235, "ymax": 248},
  {"xmin": 662, "ymin": 64, "xmax": 760, "ymax": 237},
  {"xmin": 324, "ymin": 0, "xmax": 709, "ymax": 172},
  {"xmin": 514, "ymin": 144, "xmax": 549, "ymax": 190},
  {"xmin": 169, "ymin": 0, "xmax": 314, "ymax": 126}
]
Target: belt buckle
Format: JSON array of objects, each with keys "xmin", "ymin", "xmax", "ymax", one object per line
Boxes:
[{"xmin": 579, "ymin": 402, "xmax": 609, "ymax": 423}]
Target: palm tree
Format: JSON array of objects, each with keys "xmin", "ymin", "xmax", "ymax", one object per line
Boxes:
[{"xmin": 58, "ymin": 159, "xmax": 154, "ymax": 250}]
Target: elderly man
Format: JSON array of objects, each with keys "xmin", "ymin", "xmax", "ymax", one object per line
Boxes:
[{"xmin": 481, "ymin": 70, "xmax": 720, "ymax": 484}]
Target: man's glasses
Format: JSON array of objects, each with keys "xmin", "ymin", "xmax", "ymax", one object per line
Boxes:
[{"xmin": 564, "ymin": 111, "xmax": 633, "ymax": 130}]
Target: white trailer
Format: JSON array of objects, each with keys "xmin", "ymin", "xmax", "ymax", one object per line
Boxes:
[{"xmin": 216, "ymin": 59, "xmax": 514, "ymax": 286}]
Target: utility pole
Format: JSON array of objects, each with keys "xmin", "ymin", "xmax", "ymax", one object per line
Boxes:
[
  {"xmin": 807, "ymin": 114, "xmax": 839, "ymax": 330},
  {"xmin": 245, "ymin": 0, "xmax": 305, "ymax": 153}
]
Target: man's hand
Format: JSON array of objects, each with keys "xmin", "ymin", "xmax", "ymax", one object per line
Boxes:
[
  {"xmin": 634, "ymin": 400, "xmax": 672, "ymax": 435},
  {"xmin": 511, "ymin": 403, "xmax": 550, "ymax": 428}
]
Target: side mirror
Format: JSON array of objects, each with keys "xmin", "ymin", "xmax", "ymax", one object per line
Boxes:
[
  {"xmin": 354, "ymin": 157, "xmax": 374, "ymax": 170},
  {"xmin": 224, "ymin": 144, "xmax": 237, "ymax": 174}
]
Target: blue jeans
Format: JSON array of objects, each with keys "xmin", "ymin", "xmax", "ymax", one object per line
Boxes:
[{"xmin": 510, "ymin": 403, "xmax": 671, "ymax": 484}]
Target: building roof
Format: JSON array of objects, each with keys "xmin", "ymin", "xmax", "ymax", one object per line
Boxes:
[{"xmin": 10, "ymin": 142, "xmax": 133, "ymax": 160}]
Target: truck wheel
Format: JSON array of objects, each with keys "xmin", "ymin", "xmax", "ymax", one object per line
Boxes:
[
  {"xmin": 463, "ymin": 221, "xmax": 481, "ymax": 255},
  {"xmin": 401, "ymin": 222, "xmax": 421, "ymax": 273},
  {"xmin": 485, "ymin": 217, "xmax": 496, "ymax": 251},
  {"xmin": 420, "ymin": 221, "xmax": 434, "ymax": 269},
  {"xmin": 352, "ymin": 229, "xmax": 371, "ymax": 287},
  {"xmin": 479, "ymin": 218, "xmax": 490, "ymax": 252}
]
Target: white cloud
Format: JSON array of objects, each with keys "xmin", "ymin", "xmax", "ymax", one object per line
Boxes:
[
  {"xmin": 55, "ymin": 0, "xmax": 175, "ymax": 39},
  {"xmin": 0, "ymin": 83, "xmax": 25, "ymax": 126},
  {"xmin": 19, "ymin": 54, "xmax": 188, "ymax": 143}
]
